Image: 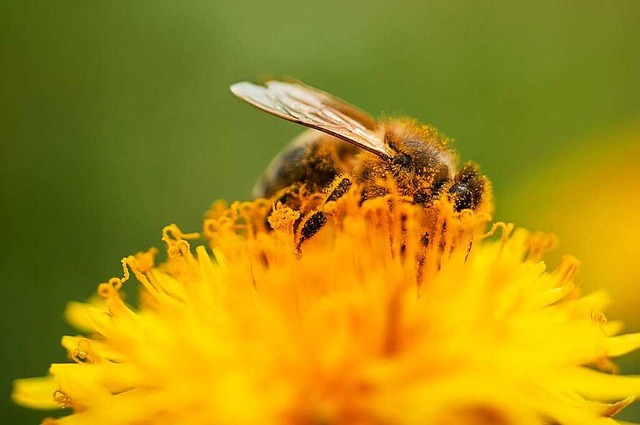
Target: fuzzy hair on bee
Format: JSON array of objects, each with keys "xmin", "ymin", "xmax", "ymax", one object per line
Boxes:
[{"xmin": 231, "ymin": 79, "xmax": 491, "ymax": 248}]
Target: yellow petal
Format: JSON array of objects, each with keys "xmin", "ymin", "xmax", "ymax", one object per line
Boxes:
[{"xmin": 12, "ymin": 376, "xmax": 61, "ymax": 410}]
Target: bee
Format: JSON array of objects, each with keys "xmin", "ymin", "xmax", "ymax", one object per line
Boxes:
[{"xmin": 230, "ymin": 79, "xmax": 490, "ymax": 248}]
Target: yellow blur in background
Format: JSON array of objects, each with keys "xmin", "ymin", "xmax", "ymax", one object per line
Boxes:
[
  {"xmin": 504, "ymin": 124, "xmax": 640, "ymax": 329},
  {"xmin": 1, "ymin": 1, "xmax": 639, "ymax": 423}
]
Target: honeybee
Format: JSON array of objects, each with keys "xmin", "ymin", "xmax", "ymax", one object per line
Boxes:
[{"xmin": 230, "ymin": 79, "xmax": 490, "ymax": 247}]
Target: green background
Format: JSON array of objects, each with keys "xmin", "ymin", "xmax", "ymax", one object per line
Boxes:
[{"xmin": 2, "ymin": 1, "xmax": 639, "ymax": 423}]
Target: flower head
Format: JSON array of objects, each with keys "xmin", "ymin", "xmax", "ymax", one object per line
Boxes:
[{"xmin": 13, "ymin": 181, "xmax": 640, "ymax": 424}]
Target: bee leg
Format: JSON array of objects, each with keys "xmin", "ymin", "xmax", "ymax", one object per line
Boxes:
[
  {"xmin": 296, "ymin": 177, "xmax": 352, "ymax": 250},
  {"xmin": 297, "ymin": 211, "xmax": 328, "ymax": 249},
  {"xmin": 325, "ymin": 176, "xmax": 353, "ymax": 202},
  {"xmin": 448, "ymin": 163, "xmax": 487, "ymax": 211}
]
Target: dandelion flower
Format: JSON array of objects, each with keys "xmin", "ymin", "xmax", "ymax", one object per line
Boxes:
[{"xmin": 13, "ymin": 181, "xmax": 640, "ymax": 425}]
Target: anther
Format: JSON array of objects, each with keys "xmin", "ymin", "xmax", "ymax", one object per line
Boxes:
[{"xmin": 53, "ymin": 390, "xmax": 72, "ymax": 408}]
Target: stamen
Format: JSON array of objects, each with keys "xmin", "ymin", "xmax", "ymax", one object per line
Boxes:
[
  {"xmin": 480, "ymin": 222, "xmax": 515, "ymax": 244},
  {"xmin": 526, "ymin": 232, "xmax": 559, "ymax": 262},
  {"xmin": 162, "ymin": 224, "xmax": 200, "ymax": 242},
  {"xmin": 121, "ymin": 256, "xmax": 158, "ymax": 296},
  {"xmin": 52, "ymin": 390, "xmax": 72, "ymax": 408},
  {"xmin": 70, "ymin": 338, "xmax": 96, "ymax": 364},
  {"xmin": 268, "ymin": 204, "xmax": 299, "ymax": 250},
  {"xmin": 553, "ymin": 255, "xmax": 580, "ymax": 287},
  {"xmin": 596, "ymin": 356, "xmax": 620, "ymax": 374},
  {"xmin": 97, "ymin": 277, "xmax": 122, "ymax": 299}
]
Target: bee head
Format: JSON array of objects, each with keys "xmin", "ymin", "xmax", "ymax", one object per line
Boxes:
[
  {"xmin": 391, "ymin": 152, "xmax": 413, "ymax": 168},
  {"xmin": 384, "ymin": 123, "xmax": 458, "ymax": 205}
]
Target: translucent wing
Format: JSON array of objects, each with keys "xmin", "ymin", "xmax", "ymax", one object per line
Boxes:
[
  {"xmin": 230, "ymin": 80, "xmax": 393, "ymax": 160},
  {"xmin": 284, "ymin": 79, "xmax": 378, "ymax": 130}
]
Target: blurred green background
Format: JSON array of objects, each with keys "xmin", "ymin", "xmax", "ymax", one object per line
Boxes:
[{"xmin": 2, "ymin": 1, "xmax": 639, "ymax": 423}]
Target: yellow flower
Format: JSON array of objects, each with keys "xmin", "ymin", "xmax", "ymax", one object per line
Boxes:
[{"xmin": 12, "ymin": 182, "xmax": 640, "ymax": 425}]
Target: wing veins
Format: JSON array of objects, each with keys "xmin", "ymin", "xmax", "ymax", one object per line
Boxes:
[{"xmin": 231, "ymin": 80, "xmax": 393, "ymax": 159}]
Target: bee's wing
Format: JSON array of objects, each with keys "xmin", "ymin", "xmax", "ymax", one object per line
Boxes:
[
  {"xmin": 285, "ymin": 79, "xmax": 378, "ymax": 130},
  {"xmin": 230, "ymin": 80, "xmax": 393, "ymax": 160}
]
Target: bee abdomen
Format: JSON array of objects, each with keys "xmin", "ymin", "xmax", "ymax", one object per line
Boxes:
[
  {"xmin": 253, "ymin": 130, "xmax": 358, "ymax": 199},
  {"xmin": 253, "ymin": 141, "xmax": 309, "ymax": 198}
]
